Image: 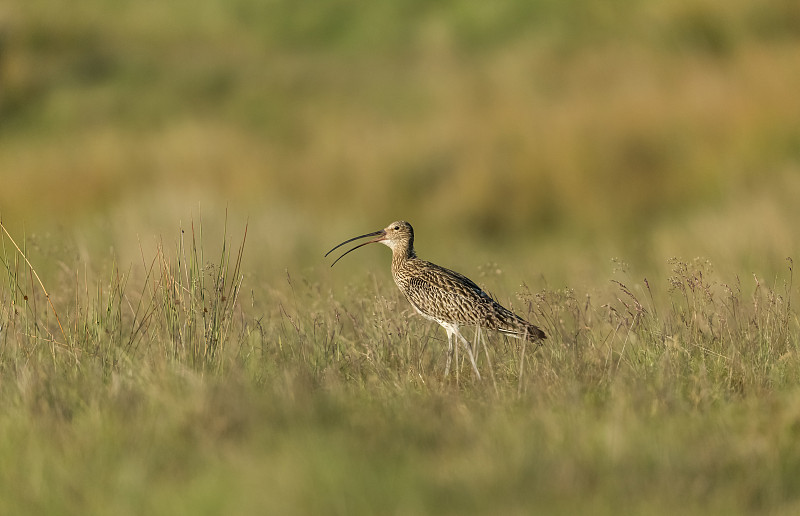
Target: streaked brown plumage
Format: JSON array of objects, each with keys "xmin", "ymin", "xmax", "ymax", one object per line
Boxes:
[{"xmin": 326, "ymin": 220, "xmax": 546, "ymax": 379}]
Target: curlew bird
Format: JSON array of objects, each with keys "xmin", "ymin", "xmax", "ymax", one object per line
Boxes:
[{"xmin": 325, "ymin": 220, "xmax": 546, "ymax": 379}]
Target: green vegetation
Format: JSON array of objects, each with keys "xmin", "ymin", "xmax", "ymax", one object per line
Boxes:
[
  {"xmin": 2, "ymin": 0, "xmax": 800, "ymax": 514},
  {"xmin": 2, "ymin": 219, "xmax": 800, "ymax": 515}
]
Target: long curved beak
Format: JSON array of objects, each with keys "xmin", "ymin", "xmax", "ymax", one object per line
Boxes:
[{"xmin": 325, "ymin": 229, "xmax": 386, "ymax": 267}]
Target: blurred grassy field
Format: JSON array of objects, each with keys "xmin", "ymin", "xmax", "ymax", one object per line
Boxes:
[{"xmin": 2, "ymin": 0, "xmax": 800, "ymax": 514}]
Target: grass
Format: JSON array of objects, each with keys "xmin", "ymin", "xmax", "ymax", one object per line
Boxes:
[
  {"xmin": 1, "ymin": 217, "xmax": 799, "ymax": 515},
  {"xmin": 2, "ymin": 0, "xmax": 800, "ymax": 513},
  {"xmin": 0, "ymin": 216, "xmax": 246, "ymax": 370}
]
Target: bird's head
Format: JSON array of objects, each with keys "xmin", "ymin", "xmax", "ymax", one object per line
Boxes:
[{"xmin": 326, "ymin": 220, "xmax": 415, "ymax": 266}]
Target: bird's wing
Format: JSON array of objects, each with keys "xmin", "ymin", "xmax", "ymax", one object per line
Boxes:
[
  {"xmin": 401, "ymin": 260, "xmax": 546, "ymax": 341},
  {"xmin": 402, "ymin": 261, "xmax": 497, "ymax": 324}
]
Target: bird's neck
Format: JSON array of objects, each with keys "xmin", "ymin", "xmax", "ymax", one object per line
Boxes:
[{"xmin": 391, "ymin": 244, "xmax": 416, "ymax": 271}]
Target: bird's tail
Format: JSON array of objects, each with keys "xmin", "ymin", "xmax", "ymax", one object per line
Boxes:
[
  {"xmin": 498, "ymin": 322, "xmax": 546, "ymax": 342},
  {"xmin": 494, "ymin": 306, "xmax": 547, "ymax": 342}
]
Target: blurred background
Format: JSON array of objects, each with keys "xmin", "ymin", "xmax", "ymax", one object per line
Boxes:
[{"xmin": 2, "ymin": 0, "xmax": 800, "ymax": 289}]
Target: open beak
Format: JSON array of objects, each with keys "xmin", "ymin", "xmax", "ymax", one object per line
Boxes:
[{"xmin": 325, "ymin": 229, "xmax": 387, "ymax": 267}]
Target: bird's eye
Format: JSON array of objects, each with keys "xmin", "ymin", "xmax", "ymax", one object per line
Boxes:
[{"xmin": 393, "ymin": 226, "xmax": 400, "ymax": 230}]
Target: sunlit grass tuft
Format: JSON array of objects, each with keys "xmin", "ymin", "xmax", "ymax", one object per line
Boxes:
[{"xmin": 0, "ymin": 217, "xmax": 247, "ymax": 373}]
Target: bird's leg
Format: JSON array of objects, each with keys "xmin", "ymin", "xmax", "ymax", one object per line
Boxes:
[
  {"xmin": 477, "ymin": 328, "xmax": 497, "ymax": 393},
  {"xmin": 454, "ymin": 330, "xmax": 460, "ymax": 384},
  {"xmin": 472, "ymin": 326, "xmax": 482, "ymax": 365},
  {"xmin": 444, "ymin": 329, "xmax": 454, "ymax": 377},
  {"xmin": 455, "ymin": 329, "xmax": 481, "ymax": 380}
]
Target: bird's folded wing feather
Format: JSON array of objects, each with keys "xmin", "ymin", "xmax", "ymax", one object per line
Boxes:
[{"xmin": 402, "ymin": 261, "xmax": 499, "ymax": 324}]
